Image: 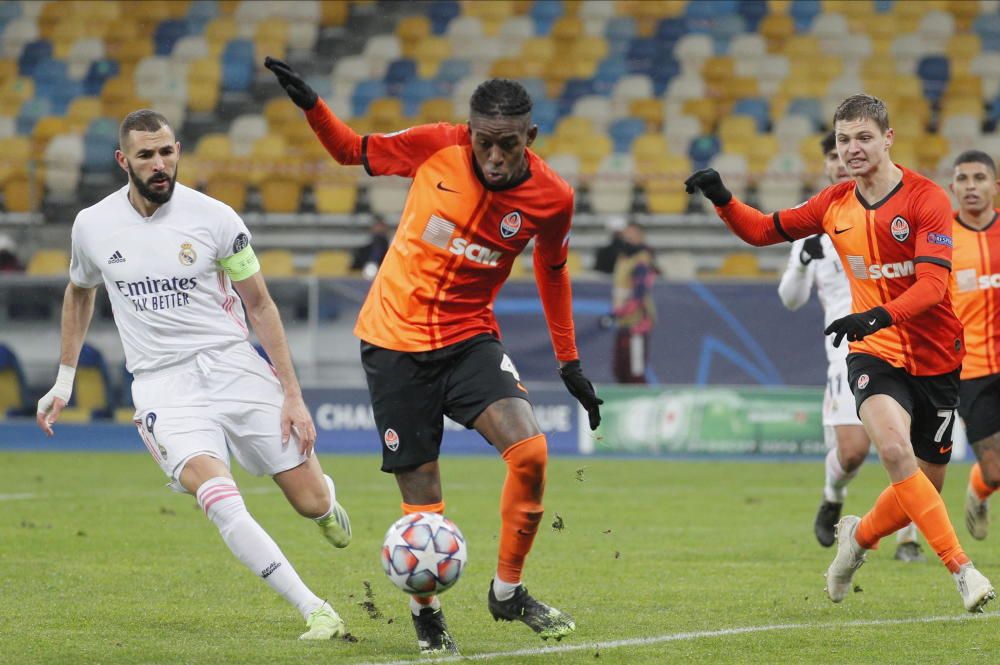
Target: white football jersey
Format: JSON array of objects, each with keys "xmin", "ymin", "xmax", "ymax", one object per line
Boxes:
[
  {"xmin": 777, "ymin": 234, "xmax": 853, "ymax": 365},
  {"xmin": 70, "ymin": 184, "xmax": 255, "ymax": 373}
]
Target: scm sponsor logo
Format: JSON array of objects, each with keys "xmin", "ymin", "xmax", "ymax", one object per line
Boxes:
[{"xmin": 448, "ymin": 238, "xmax": 502, "ymax": 266}]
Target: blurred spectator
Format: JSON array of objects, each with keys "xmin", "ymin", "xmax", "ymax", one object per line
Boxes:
[
  {"xmin": 0, "ymin": 234, "xmax": 23, "ymax": 272},
  {"xmin": 352, "ymin": 216, "xmax": 390, "ymax": 279},
  {"xmin": 593, "ymin": 215, "xmax": 628, "ymax": 275},
  {"xmin": 610, "ymin": 222, "xmax": 657, "ymax": 383}
]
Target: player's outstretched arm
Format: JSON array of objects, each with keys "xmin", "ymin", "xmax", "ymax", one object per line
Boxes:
[
  {"xmin": 231, "ymin": 272, "xmax": 317, "ymax": 456},
  {"xmin": 264, "ymin": 56, "xmax": 363, "ymax": 166},
  {"xmin": 36, "ymin": 283, "xmax": 97, "ymax": 436},
  {"xmin": 685, "ymin": 168, "xmax": 808, "ymax": 247}
]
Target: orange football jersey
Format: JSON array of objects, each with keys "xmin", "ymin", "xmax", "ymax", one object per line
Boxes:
[
  {"xmin": 775, "ymin": 166, "xmax": 964, "ymax": 376},
  {"xmin": 950, "ymin": 210, "xmax": 1000, "ymax": 379},
  {"xmin": 353, "ymin": 123, "xmax": 577, "ymax": 358}
]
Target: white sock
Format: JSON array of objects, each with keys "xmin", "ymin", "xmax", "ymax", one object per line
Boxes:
[
  {"xmin": 823, "ymin": 447, "xmax": 858, "ymax": 503},
  {"xmin": 410, "ymin": 595, "xmax": 440, "ymax": 616},
  {"xmin": 196, "ymin": 477, "xmax": 324, "ymax": 619},
  {"xmin": 492, "ymin": 575, "xmax": 520, "ymax": 602},
  {"xmin": 896, "ymin": 522, "xmax": 919, "ymax": 544},
  {"xmin": 313, "ymin": 474, "xmax": 337, "ymax": 523}
]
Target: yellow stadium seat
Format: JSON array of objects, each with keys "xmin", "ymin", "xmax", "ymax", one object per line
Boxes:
[
  {"xmin": 418, "ymin": 97, "xmax": 456, "ymax": 125},
  {"xmin": 941, "ymin": 97, "xmax": 984, "ymax": 123},
  {"xmin": 259, "ymin": 178, "xmax": 303, "ymax": 214},
  {"xmin": 368, "ymin": 98, "xmax": 405, "ymax": 133},
  {"xmin": 944, "ymin": 75, "xmax": 982, "ymax": 103},
  {"xmin": 250, "ymin": 134, "xmax": 287, "ymax": 160},
  {"xmin": 948, "ymin": 0, "xmax": 983, "ymax": 30},
  {"xmin": 186, "ymin": 78, "xmax": 220, "ymax": 113},
  {"xmin": 0, "ymin": 59, "xmax": 15, "ymax": 85},
  {"xmin": 26, "ymin": 249, "xmax": 69, "ymax": 276},
  {"xmin": 681, "ymin": 98, "xmax": 718, "ymax": 133},
  {"xmin": 204, "ymin": 17, "xmax": 237, "ymax": 45},
  {"xmin": 715, "ymin": 252, "xmax": 762, "ymax": 278},
  {"xmin": 915, "ymin": 134, "xmax": 950, "ymax": 172},
  {"xmin": 50, "ymin": 22, "xmax": 87, "ymax": 58},
  {"xmin": 311, "ymin": 250, "xmax": 353, "ymax": 277},
  {"xmin": 314, "ymin": 182, "xmax": 358, "ymax": 214},
  {"xmin": 195, "ymin": 134, "xmax": 232, "ymax": 180},
  {"xmin": 3, "ymin": 174, "xmax": 40, "ymax": 213},
  {"xmin": 31, "ymin": 116, "xmax": 71, "ymax": 152},
  {"xmin": 568, "ymin": 36, "xmax": 609, "ymax": 64},
  {"xmin": 264, "ymin": 97, "xmax": 301, "ymax": 130},
  {"xmin": 520, "ymin": 38, "xmax": 555, "ymax": 77},
  {"xmin": 0, "ymin": 367, "xmax": 24, "ymax": 415},
  {"xmin": 320, "ymin": 1, "xmax": 349, "ymax": 26},
  {"xmin": 551, "ymin": 16, "xmax": 584, "ymax": 42},
  {"xmin": 629, "ymin": 98, "xmax": 664, "ymax": 131},
  {"xmin": 759, "ymin": 14, "xmax": 795, "ymax": 50},
  {"xmin": 464, "ymin": 0, "xmax": 515, "ymax": 21},
  {"xmin": 555, "ymin": 116, "xmax": 594, "ymax": 142},
  {"xmin": 204, "ymin": 177, "xmax": 247, "ymax": 211},
  {"xmin": 718, "ymin": 116, "xmax": 758, "ymax": 146},
  {"xmin": 66, "ymin": 96, "xmax": 104, "ymax": 132},
  {"xmin": 398, "ymin": 15, "xmax": 432, "ymax": 57},
  {"xmin": 413, "ymin": 37, "xmax": 450, "ymax": 78},
  {"xmin": 575, "ymin": 134, "xmax": 612, "ymax": 174},
  {"xmin": 702, "ymin": 56, "xmax": 734, "ymax": 87},
  {"xmin": 0, "ymin": 137, "xmax": 29, "ymax": 185},
  {"xmin": 747, "ymin": 135, "xmax": 779, "ymax": 177},
  {"xmin": 631, "ymin": 134, "xmax": 670, "ymax": 163},
  {"xmin": 258, "ymin": 249, "xmax": 296, "ymax": 277},
  {"xmin": 490, "ymin": 57, "xmax": 527, "ymax": 80},
  {"xmin": 99, "ymin": 75, "xmax": 135, "ymax": 107}
]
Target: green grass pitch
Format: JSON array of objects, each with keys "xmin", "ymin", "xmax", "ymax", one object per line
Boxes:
[{"xmin": 1, "ymin": 451, "xmax": 997, "ymax": 664}]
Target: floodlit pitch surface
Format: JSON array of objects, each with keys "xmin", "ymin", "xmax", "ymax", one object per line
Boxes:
[{"xmin": 1, "ymin": 451, "xmax": 996, "ymax": 664}]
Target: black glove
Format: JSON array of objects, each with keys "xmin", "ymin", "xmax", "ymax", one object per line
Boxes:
[
  {"xmin": 824, "ymin": 306, "xmax": 892, "ymax": 348},
  {"xmin": 800, "ymin": 235, "xmax": 825, "ymax": 266},
  {"xmin": 559, "ymin": 360, "xmax": 603, "ymax": 430},
  {"xmin": 683, "ymin": 168, "xmax": 732, "ymax": 206},
  {"xmin": 264, "ymin": 56, "xmax": 318, "ymax": 110}
]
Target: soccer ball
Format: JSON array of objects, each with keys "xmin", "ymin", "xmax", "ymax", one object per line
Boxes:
[{"xmin": 380, "ymin": 512, "xmax": 468, "ymax": 597}]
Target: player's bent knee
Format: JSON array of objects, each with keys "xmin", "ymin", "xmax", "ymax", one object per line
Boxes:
[{"xmin": 875, "ymin": 439, "xmax": 913, "ymax": 467}]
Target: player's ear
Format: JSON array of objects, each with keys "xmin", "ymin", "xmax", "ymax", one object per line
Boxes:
[
  {"xmin": 525, "ymin": 124, "xmax": 538, "ymax": 147},
  {"xmin": 884, "ymin": 127, "xmax": 894, "ymax": 151},
  {"xmin": 114, "ymin": 149, "xmax": 128, "ymax": 173}
]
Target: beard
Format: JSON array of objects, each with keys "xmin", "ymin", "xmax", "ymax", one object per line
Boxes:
[{"xmin": 127, "ymin": 161, "xmax": 178, "ymax": 205}]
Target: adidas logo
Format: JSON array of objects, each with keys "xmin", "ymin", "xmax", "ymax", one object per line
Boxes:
[{"xmin": 107, "ymin": 251, "xmax": 125, "ymax": 264}]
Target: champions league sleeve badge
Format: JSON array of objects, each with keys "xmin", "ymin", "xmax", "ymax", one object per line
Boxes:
[
  {"xmin": 178, "ymin": 242, "xmax": 197, "ymax": 266},
  {"xmin": 233, "ymin": 232, "xmax": 250, "ymax": 254}
]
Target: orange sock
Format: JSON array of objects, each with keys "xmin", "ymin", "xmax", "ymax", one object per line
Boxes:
[
  {"xmin": 401, "ymin": 501, "xmax": 445, "ymax": 607},
  {"xmin": 497, "ymin": 434, "xmax": 547, "ymax": 584},
  {"xmin": 969, "ymin": 463, "xmax": 996, "ymax": 501},
  {"xmin": 892, "ymin": 470, "xmax": 970, "ymax": 573},
  {"xmin": 856, "ymin": 485, "xmax": 911, "ymax": 549}
]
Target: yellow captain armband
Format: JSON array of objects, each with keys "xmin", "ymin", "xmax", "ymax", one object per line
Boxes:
[{"xmin": 218, "ymin": 244, "xmax": 260, "ymax": 281}]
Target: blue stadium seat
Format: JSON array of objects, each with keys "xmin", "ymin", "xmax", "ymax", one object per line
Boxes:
[
  {"xmin": 306, "ymin": 74, "xmax": 333, "ymax": 100},
  {"xmin": 789, "ymin": 0, "xmax": 821, "ymax": 31},
  {"xmin": 0, "ymin": 344, "xmax": 29, "ymax": 417},
  {"xmin": 737, "ymin": 0, "xmax": 768, "ymax": 32},
  {"xmin": 16, "ymin": 97, "xmax": 51, "ymax": 135},
  {"xmin": 650, "ymin": 57, "xmax": 680, "ymax": 95},
  {"xmin": 873, "ymin": 0, "xmax": 894, "ymax": 12},
  {"xmin": 221, "ymin": 39, "xmax": 254, "ymax": 92},
  {"xmin": 608, "ymin": 117, "xmax": 646, "ymax": 153},
  {"xmin": 560, "ymin": 78, "xmax": 596, "ymax": 115},
  {"xmin": 655, "ymin": 18, "xmax": 687, "ymax": 46},
  {"xmin": 32, "ymin": 59, "xmax": 68, "ymax": 94},
  {"xmin": 605, "ymin": 17, "xmax": 636, "ymax": 44},
  {"xmin": 732, "ymin": 97, "xmax": 770, "ymax": 132},
  {"xmin": 428, "ymin": 1, "xmax": 460, "ymax": 35},
  {"xmin": 710, "ymin": 13, "xmax": 746, "ymax": 53},
  {"xmin": 530, "ymin": 0, "xmax": 564, "ymax": 35},
  {"xmin": 973, "ymin": 14, "xmax": 1000, "ymax": 45},
  {"xmin": 685, "ymin": 0, "xmax": 737, "ymax": 19},
  {"xmin": 989, "ymin": 94, "xmax": 1000, "ymax": 125},
  {"xmin": 593, "ymin": 55, "xmax": 627, "ymax": 95},
  {"xmin": 155, "ymin": 19, "xmax": 191, "ymax": 55},
  {"xmin": 400, "ymin": 79, "xmax": 439, "ymax": 116},
  {"xmin": 384, "ymin": 58, "xmax": 418, "ymax": 95},
  {"xmin": 532, "ymin": 97, "xmax": 559, "ymax": 135},
  {"xmin": 351, "ymin": 80, "xmax": 386, "ymax": 117},
  {"xmin": 626, "ymin": 39, "xmax": 661, "ymax": 75},
  {"xmin": 434, "ymin": 59, "xmax": 470, "ymax": 88},
  {"xmin": 916, "ymin": 55, "xmax": 950, "ymax": 103},
  {"xmin": 520, "ymin": 78, "xmax": 547, "ymax": 103},
  {"xmin": 82, "ymin": 59, "xmax": 120, "ymax": 96},
  {"xmin": 47, "ymin": 79, "xmax": 83, "ymax": 116},
  {"xmin": 83, "ymin": 118, "xmax": 118, "ymax": 172},
  {"xmin": 689, "ymin": 135, "xmax": 721, "ymax": 169},
  {"xmin": 17, "ymin": 40, "xmax": 53, "ymax": 77},
  {"xmin": 0, "ymin": 1, "xmax": 20, "ymax": 32},
  {"xmin": 787, "ymin": 98, "xmax": 824, "ymax": 130},
  {"xmin": 187, "ymin": 0, "xmax": 219, "ymax": 22}
]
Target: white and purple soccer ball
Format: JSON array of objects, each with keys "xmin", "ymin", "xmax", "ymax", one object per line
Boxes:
[{"xmin": 380, "ymin": 512, "xmax": 467, "ymax": 597}]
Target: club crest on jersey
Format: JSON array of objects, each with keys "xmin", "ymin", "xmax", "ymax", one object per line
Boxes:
[
  {"xmin": 890, "ymin": 216, "xmax": 910, "ymax": 242},
  {"xmin": 857, "ymin": 374, "xmax": 870, "ymax": 390},
  {"xmin": 499, "ymin": 211, "xmax": 522, "ymax": 239},
  {"xmin": 178, "ymin": 242, "xmax": 197, "ymax": 266},
  {"xmin": 384, "ymin": 428, "xmax": 400, "ymax": 452}
]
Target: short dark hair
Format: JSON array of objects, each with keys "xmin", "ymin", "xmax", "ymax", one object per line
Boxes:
[
  {"xmin": 833, "ymin": 94, "xmax": 890, "ymax": 133},
  {"xmin": 119, "ymin": 109, "xmax": 171, "ymax": 149},
  {"xmin": 820, "ymin": 131, "xmax": 836, "ymax": 155},
  {"xmin": 953, "ymin": 150, "xmax": 996, "ymax": 175},
  {"xmin": 469, "ymin": 79, "xmax": 532, "ymax": 118}
]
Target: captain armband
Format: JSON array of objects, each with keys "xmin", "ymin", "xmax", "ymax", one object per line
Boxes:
[{"xmin": 218, "ymin": 245, "xmax": 260, "ymax": 281}]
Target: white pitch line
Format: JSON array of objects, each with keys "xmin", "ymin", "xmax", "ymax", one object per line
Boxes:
[
  {"xmin": 353, "ymin": 612, "xmax": 998, "ymax": 665},
  {"xmin": 0, "ymin": 493, "xmax": 36, "ymax": 501}
]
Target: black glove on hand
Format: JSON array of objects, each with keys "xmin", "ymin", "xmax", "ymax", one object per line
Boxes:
[
  {"xmin": 683, "ymin": 168, "xmax": 733, "ymax": 206},
  {"xmin": 824, "ymin": 306, "xmax": 892, "ymax": 348},
  {"xmin": 800, "ymin": 235, "xmax": 825, "ymax": 266},
  {"xmin": 264, "ymin": 56, "xmax": 318, "ymax": 110},
  {"xmin": 559, "ymin": 360, "xmax": 603, "ymax": 430}
]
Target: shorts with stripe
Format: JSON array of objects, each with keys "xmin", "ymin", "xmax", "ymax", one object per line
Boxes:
[{"xmin": 131, "ymin": 342, "xmax": 307, "ymax": 493}]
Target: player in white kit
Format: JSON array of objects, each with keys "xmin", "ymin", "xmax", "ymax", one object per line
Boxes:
[
  {"xmin": 778, "ymin": 132, "xmax": 923, "ymax": 561},
  {"xmin": 35, "ymin": 110, "xmax": 353, "ymax": 639}
]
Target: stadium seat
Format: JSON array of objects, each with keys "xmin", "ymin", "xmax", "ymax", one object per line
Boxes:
[
  {"xmin": 314, "ymin": 181, "xmax": 358, "ymax": 214},
  {"xmin": 311, "ymin": 249, "xmax": 353, "ymax": 277},
  {"xmin": 0, "ymin": 344, "xmax": 28, "ymax": 418},
  {"xmin": 25, "ymin": 248, "xmax": 69, "ymax": 275},
  {"xmin": 62, "ymin": 343, "xmax": 114, "ymax": 419},
  {"xmin": 258, "ymin": 249, "xmax": 297, "ymax": 277},
  {"xmin": 713, "ymin": 252, "xmax": 763, "ymax": 278},
  {"xmin": 2, "ymin": 173, "xmax": 39, "ymax": 212},
  {"xmin": 221, "ymin": 39, "xmax": 254, "ymax": 92},
  {"xmin": 204, "ymin": 176, "xmax": 247, "ymax": 211},
  {"xmin": 916, "ymin": 55, "xmax": 950, "ymax": 102}
]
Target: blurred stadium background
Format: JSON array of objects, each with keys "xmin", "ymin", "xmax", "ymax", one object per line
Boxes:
[{"xmin": 0, "ymin": 0, "xmax": 996, "ymax": 457}]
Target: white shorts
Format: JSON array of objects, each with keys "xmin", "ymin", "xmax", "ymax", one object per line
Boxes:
[
  {"xmin": 130, "ymin": 342, "xmax": 307, "ymax": 493},
  {"xmin": 823, "ymin": 359, "xmax": 862, "ymax": 431}
]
